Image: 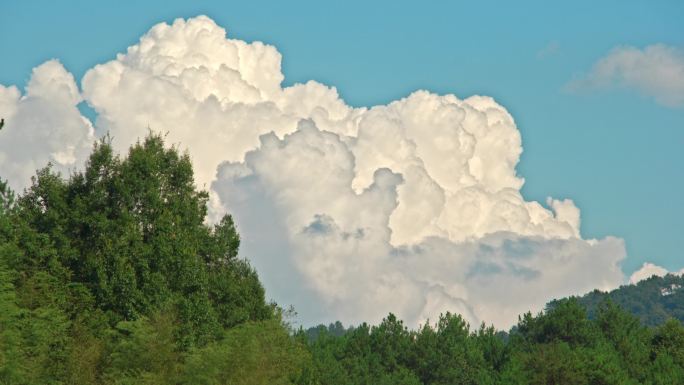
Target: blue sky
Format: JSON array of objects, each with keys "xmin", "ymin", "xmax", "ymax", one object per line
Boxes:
[{"xmin": 1, "ymin": 0, "xmax": 683, "ymax": 278}]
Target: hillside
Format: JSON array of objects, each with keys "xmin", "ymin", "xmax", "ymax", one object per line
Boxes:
[{"xmin": 550, "ymin": 274, "xmax": 684, "ymax": 327}]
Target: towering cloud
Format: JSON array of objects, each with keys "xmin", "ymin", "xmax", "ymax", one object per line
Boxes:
[{"xmin": 2, "ymin": 16, "xmax": 629, "ymax": 328}]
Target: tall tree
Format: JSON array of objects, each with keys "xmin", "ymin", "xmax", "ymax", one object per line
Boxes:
[{"xmin": 14, "ymin": 134, "xmax": 272, "ymax": 346}]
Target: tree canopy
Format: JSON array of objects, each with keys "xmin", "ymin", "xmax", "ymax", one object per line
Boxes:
[
  {"xmin": 565, "ymin": 273, "xmax": 684, "ymax": 327},
  {"xmin": 0, "ymin": 134, "xmax": 307, "ymax": 384}
]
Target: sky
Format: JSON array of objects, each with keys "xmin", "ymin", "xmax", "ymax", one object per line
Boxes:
[{"xmin": 1, "ymin": 0, "xmax": 683, "ymax": 328}]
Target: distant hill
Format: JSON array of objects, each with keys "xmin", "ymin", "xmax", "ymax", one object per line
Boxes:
[
  {"xmin": 549, "ymin": 274, "xmax": 684, "ymax": 327},
  {"xmin": 295, "ymin": 277, "xmax": 684, "ymax": 383},
  {"xmin": 305, "ymin": 274, "xmax": 684, "ymax": 340}
]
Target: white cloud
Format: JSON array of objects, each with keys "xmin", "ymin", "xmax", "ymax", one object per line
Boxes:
[
  {"xmin": 81, "ymin": 16, "xmax": 356, "ymax": 190},
  {"xmin": 568, "ymin": 44, "xmax": 684, "ymax": 107},
  {"xmin": 211, "ymin": 120, "xmax": 624, "ymax": 328},
  {"xmin": 629, "ymin": 262, "xmax": 684, "ymax": 284},
  {"xmin": 0, "ymin": 60, "xmax": 94, "ymax": 192},
  {"xmin": 2, "ymin": 16, "xmax": 628, "ymax": 329}
]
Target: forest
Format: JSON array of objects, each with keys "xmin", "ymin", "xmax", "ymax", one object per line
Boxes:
[
  {"xmin": 1, "ymin": 134, "xmax": 683, "ymax": 384},
  {"xmin": 569, "ymin": 274, "xmax": 684, "ymax": 327}
]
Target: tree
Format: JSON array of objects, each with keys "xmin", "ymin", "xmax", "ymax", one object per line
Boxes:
[
  {"xmin": 14, "ymin": 134, "xmax": 272, "ymax": 347},
  {"xmin": 104, "ymin": 308, "xmax": 182, "ymax": 384},
  {"xmin": 0, "ymin": 256, "xmax": 25, "ymax": 383},
  {"xmin": 182, "ymin": 319, "xmax": 310, "ymax": 385},
  {"xmin": 652, "ymin": 318, "xmax": 684, "ymax": 369}
]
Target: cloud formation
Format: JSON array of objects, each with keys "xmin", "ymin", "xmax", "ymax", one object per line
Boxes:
[
  {"xmin": 213, "ymin": 121, "xmax": 625, "ymax": 326},
  {"xmin": 0, "ymin": 60, "xmax": 94, "ymax": 192},
  {"xmin": 2, "ymin": 16, "xmax": 630, "ymax": 328},
  {"xmin": 568, "ymin": 44, "xmax": 684, "ymax": 107}
]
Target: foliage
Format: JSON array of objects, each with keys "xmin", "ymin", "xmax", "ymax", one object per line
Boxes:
[
  {"xmin": 0, "ymin": 135, "xmax": 305, "ymax": 384},
  {"xmin": 562, "ymin": 273, "xmax": 684, "ymax": 326},
  {"xmin": 297, "ymin": 299, "xmax": 684, "ymax": 385},
  {"xmin": 1, "ymin": 134, "xmax": 683, "ymax": 383}
]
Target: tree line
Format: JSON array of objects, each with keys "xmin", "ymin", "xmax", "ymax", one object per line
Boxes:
[
  {"xmin": 570, "ymin": 274, "xmax": 684, "ymax": 327},
  {"xmin": 0, "ymin": 134, "xmax": 682, "ymax": 384}
]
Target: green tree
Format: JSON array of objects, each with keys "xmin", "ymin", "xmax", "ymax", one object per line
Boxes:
[
  {"xmin": 104, "ymin": 308, "xmax": 182, "ymax": 385},
  {"xmin": 182, "ymin": 319, "xmax": 310, "ymax": 385},
  {"xmin": 652, "ymin": 318, "xmax": 684, "ymax": 362},
  {"xmin": 595, "ymin": 300, "xmax": 650, "ymax": 382},
  {"xmin": 0, "ymin": 132, "xmax": 287, "ymax": 383},
  {"xmin": 0, "ymin": 256, "xmax": 25, "ymax": 383},
  {"xmin": 15, "ymin": 134, "xmax": 272, "ymax": 347}
]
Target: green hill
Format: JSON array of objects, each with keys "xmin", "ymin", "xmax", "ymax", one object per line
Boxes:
[{"xmin": 549, "ymin": 274, "xmax": 684, "ymax": 327}]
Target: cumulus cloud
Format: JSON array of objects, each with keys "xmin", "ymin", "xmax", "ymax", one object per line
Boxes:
[
  {"xmin": 81, "ymin": 16, "xmax": 358, "ymax": 190},
  {"xmin": 212, "ymin": 120, "xmax": 624, "ymax": 327},
  {"xmin": 629, "ymin": 262, "xmax": 684, "ymax": 284},
  {"xmin": 2, "ymin": 16, "xmax": 629, "ymax": 328},
  {"xmin": 0, "ymin": 60, "xmax": 94, "ymax": 192},
  {"xmin": 568, "ymin": 44, "xmax": 684, "ymax": 107}
]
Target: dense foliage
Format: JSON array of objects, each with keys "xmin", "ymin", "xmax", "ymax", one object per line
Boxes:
[
  {"xmin": 562, "ymin": 274, "xmax": 684, "ymax": 327},
  {"xmin": 297, "ymin": 300, "xmax": 684, "ymax": 385},
  {"xmin": 1, "ymin": 134, "xmax": 683, "ymax": 384},
  {"xmin": 0, "ymin": 135, "xmax": 307, "ymax": 384}
]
